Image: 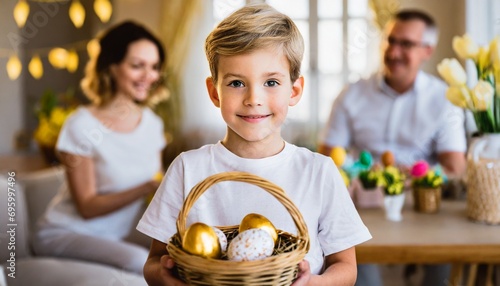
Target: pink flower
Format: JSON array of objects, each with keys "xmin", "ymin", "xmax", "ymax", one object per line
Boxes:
[{"xmin": 411, "ymin": 161, "xmax": 429, "ymax": 178}]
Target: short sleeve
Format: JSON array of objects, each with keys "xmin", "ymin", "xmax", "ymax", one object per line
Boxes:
[
  {"xmin": 151, "ymin": 111, "xmax": 167, "ymax": 151},
  {"xmin": 56, "ymin": 109, "xmax": 94, "ymax": 157},
  {"xmin": 435, "ymin": 104, "xmax": 467, "ymax": 153}
]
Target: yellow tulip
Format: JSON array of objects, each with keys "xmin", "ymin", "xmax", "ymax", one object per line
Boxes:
[
  {"xmin": 445, "ymin": 86, "xmax": 471, "ymax": 109},
  {"xmin": 490, "ymin": 36, "xmax": 500, "ymax": 72},
  {"xmin": 437, "ymin": 58, "xmax": 467, "ymax": 86},
  {"xmin": 452, "ymin": 34, "xmax": 479, "ymax": 60},
  {"xmin": 477, "ymin": 46, "xmax": 490, "ymax": 73},
  {"xmin": 471, "ymin": 80, "xmax": 494, "ymax": 111}
]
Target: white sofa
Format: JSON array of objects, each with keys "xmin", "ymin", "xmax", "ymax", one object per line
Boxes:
[{"xmin": 0, "ymin": 167, "xmax": 148, "ymax": 286}]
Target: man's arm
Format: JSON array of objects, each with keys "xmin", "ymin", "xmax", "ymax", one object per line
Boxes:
[{"xmin": 437, "ymin": 151, "xmax": 466, "ymax": 178}]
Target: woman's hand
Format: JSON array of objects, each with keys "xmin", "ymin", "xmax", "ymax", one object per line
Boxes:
[{"xmin": 291, "ymin": 260, "xmax": 312, "ymax": 286}]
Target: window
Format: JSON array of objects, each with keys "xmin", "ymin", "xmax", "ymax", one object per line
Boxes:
[{"xmin": 211, "ymin": 0, "xmax": 379, "ymax": 148}]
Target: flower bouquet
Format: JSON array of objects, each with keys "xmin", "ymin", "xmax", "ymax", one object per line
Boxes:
[
  {"xmin": 438, "ymin": 34, "xmax": 500, "ymax": 224},
  {"xmin": 437, "ymin": 34, "xmax": 500, "ymax": 133},
  {"xmin": 33, "ymin": 88, "xmax": 77, "ymax": 164}
]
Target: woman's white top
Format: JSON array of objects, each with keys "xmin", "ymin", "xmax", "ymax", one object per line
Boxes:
[{"xmin": 38, "ymin": 107, "xmax": 165, "ymax": 240}]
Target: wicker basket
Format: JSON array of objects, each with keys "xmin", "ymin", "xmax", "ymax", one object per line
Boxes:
[
  {"xmin": 466, "ymin": 158, "xmax": 500, "ymax": 224},
  {"xmin": 412, "ymin": 187, "xmax": 441, "ymax": 213},
  {"xmin": 167, "ymin": 171, "xmax": 310, "ymax": 285}
]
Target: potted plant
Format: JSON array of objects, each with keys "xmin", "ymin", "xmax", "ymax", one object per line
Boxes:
[
  {"xmin": 33, "ymin": 88, "xmax": 77, "ymax": 164},
  {"xmin": 410, "ymin": 161, "xmax": 445, "ymax": 213},
  {"xmin": 380, "ymin": 166, "xmax": 406, "ymax": 221}
]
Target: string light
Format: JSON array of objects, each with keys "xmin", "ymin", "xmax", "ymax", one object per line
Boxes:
[
  {"xmin": 48, "ymin": 47, "xmax": 69, "ymax": 69},
  {"xmin": 7, "ymin": 0, "xmax": 115, "ymax": 80},
  {"xmin": 13, "ymin": 0, "xmax": 30, "ymax": 28},
  {"xmin": 13, "ymin": 0, "xmax": 113, "ymax": 29},
  {"xmin": 86, "ymin": 38, "xmax": 100, "ymax": 59},
  {"xmin": 7, "ymin": 55, "xmax": 22, "ymax": 80},
  {"xmin": 94, "ymin": 0, "xmax": 112, "ymax": 23},
  {"xmin": 66, "ymin": 49, "xmax": 79, "ymax": 73},
  {"xmin": 28, "ymin": 54, "xmax": 43, "ymax": 79},
  {"xmin": 69, "ymin": 0, "xmax": 86, "ymax": 28}
]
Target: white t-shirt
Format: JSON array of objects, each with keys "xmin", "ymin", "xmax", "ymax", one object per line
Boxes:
[
  {"xmin": 137, "ymin": 142, "xmax": 371, "ymax": 274},
  {"xmin": 38, "ymin": 107, "xmax": 165, "ymax": 240},
  {"xmin": 321, "ymin": 71, "xmax": 467, "ymax": 166}
]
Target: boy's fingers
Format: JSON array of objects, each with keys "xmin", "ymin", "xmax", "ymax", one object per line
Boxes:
[{"xmin": 160, "ymin": 254, "xmax": 175, "ymax": 269}]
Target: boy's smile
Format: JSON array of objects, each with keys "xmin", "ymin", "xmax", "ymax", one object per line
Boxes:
[{"xmin": 206, "ymin": 47, "xmax": 304, "ymax": 157}]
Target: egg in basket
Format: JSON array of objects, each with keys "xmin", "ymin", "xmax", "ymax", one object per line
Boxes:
[{"xmin": 167, "ymin": 171, "xmax": 310, "ymax": 286}]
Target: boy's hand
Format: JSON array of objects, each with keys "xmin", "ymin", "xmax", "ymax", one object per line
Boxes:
[
  {"xmin": 291, "ymin": 260, "xmax": 311, "ymax": 286},
  {"xmin": 159, "ymin": 254, "xmax": 187, "ymax": 286}
]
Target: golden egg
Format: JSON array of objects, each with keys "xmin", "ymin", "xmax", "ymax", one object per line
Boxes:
[
  {"xmin": 239, "ymin": 213, "xmax": 278, "ymax": 244},
  {"xmin": 381, "ymin": 151, "xmax": 395, "ymax": 167},
  {"xmin": 182, "ymin": 222, "xmax": 221, "ymax": 259}
]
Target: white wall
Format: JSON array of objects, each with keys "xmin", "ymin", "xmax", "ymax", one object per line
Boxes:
[
  {"xmin": 399, "ymin": 0, "xmax": 466, "ymax": 76},
  {"xmin": 111, "ymin": 0, "xmax": 162, "ymax": 35},
  {"xmin": 0, "ymin": 1, "xmax": 24, "ymax": 154},
  {"xmin": 180, "ymin": 1, "xmax": 226, "ymax": 143}
]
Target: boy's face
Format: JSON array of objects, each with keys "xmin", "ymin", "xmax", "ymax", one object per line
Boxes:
[{"xmin": 206, "ymin": 47, "xmax": 303, "ymax": 146}]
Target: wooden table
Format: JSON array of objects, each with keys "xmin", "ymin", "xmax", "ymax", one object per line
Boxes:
[{"xmin": 356, "ymin": 200, "xmax": 500, "ymax": 285}]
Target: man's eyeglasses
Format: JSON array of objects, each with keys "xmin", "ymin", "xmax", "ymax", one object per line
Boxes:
[{"xmin": 386, "ymin": 37, "xmax": 429, "ymax": 50}]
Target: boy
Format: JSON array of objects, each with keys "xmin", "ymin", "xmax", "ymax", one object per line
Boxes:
[{"xmin": 138, "ymin": 4, "xmax": 371, "ymax": 285}]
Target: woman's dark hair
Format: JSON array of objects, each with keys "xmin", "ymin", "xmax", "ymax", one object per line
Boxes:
[
  {"xmin": 96, "ymin": 21, "xmax": 165, "ymax": 72},
  {"xmin": 81, "ymin": 20, "xmax": 168, "ymax": 106}
]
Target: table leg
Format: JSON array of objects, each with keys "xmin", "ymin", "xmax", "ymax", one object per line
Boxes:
[
  {"xmin": 449, "ymin": 263, "xmax": 463, "ymax": 286},
  {"xmin": 486, "ymin": 264, "xmax": 494, "ymax": 286},
  {"xmin": 466, "ymin": 264, "xmax": 478, "ymax": 286}
]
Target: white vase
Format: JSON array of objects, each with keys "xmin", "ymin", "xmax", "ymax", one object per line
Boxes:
[{"xmin": 383, "ymin": 193, "xmax": 405, "ymax": 222}]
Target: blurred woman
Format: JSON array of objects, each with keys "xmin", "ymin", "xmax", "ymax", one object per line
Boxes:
[{"xmin": 33, "ymin": 21, "xmax": 168, "ymax": 274}]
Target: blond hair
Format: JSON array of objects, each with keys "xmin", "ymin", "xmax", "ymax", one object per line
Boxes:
[{"xmin": 205, "ymin": 3, "xmax": 304, "ymax": 83}]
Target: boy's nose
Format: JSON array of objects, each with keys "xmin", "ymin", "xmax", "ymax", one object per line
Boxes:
[{"xmin": 244, "ymin": 87, "xmax": 263, "ymax": 106}]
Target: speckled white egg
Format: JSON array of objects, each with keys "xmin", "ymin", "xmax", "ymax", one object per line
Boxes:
[
  {"xmin": 212, "ymin": 227, "xmax": 228, "ymax": 252},
  {"xmin": 227, "ymin": 228, "xmax": 274, "ymax": 262}
]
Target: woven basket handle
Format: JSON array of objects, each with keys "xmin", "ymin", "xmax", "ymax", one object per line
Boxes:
[{"xmin": 176, "ymin": 171, "xmax": 309, "ymax": 245}]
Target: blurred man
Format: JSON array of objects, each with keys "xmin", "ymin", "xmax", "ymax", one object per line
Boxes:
[{"xmin": 318, "ymin": 9, "xmax": 467, "ymax": 286}]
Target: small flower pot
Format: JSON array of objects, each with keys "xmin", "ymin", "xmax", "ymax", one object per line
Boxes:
[
  {"xmin": 413, "ymin": 187, "xmax": 441, "ymax": 213},
  {"xmin": 384, "ymin": 193, "xmax": 405, "ymax": 222},
  {"xmin": 352, "ymin": 179, "xmax": 384, "ymax": 208}
]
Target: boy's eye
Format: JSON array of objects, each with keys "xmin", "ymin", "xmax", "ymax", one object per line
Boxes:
[
  {"xmin": 264, "ymin": 80, "xmax": 279, "ymax": 87},
  {"xmin": 228, "ymin": 80, "xmax": 244, "ymax": 88}
]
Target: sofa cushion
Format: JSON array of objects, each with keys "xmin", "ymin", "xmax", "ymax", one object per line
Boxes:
[
  {"xmin": 0, "ymin": 174, "xmax": 30, "ymax": 260},
  {"xmin": 5, "ymin": 257, "xmax": 147, "ymax": 286},
  {"xmin": 17, "ymin": 166, "xmax": 66, "ymax": 235}
]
